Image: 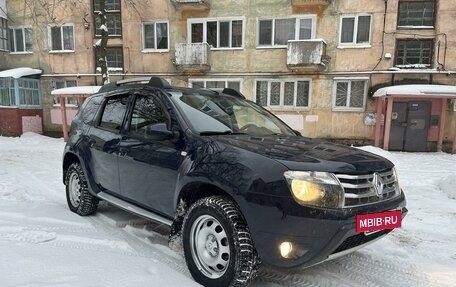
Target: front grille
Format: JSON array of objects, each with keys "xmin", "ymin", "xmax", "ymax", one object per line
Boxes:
[
  {"xmin": 331, "ymin": 230, "xmax": 391, "ymax": 254},
  {"xmin": 335, "ymin": 169, "xmax": 400, "ymax": 207}
]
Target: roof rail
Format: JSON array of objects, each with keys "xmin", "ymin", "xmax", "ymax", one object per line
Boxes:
[
  {"xmin": 98, "ymin": 76, "xmax": 172, "ymax": 93},
  {"xmin": 221, "ymin": 88, "xmax": 245, "ymax": 99}
]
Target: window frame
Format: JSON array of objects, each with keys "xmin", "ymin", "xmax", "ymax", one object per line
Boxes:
[
  {"xmin": 96, "ymin": 46, "xmax": 124, "ymax": 72},
  {"xmin": 187, "ymin": 17, "xmax": 245, "ymax": 50},
  {"xmin": 93, "ymin": 0, "xmax": 122, "ymax": 37},
  {"xmin": 97, "ymin": 95, "xmax": 130, "ymax": 133},
  {"xmin": 256, "ymin": 15, "xmax": 317, "ymax": 48},
  {"xmin": 338, "ymin": 14, "xmax": 372, "ymax": 48},
  {"xmin": 0, "ymin": 17, "xmax": 9, "ymax": 52},
  {"xmin": 397, "ymin": 0, "xmax": 435, "ymax": 29},
  {"xmin": 48, "ymin": 24, "xmax": 75, "ymax": 53},
  {"xmin": 395, "ymin": 38, "xmax": 433, "ymax": 68},
  {"xmin": 141, "ymin": 20, "xmax": 169, "ymax": 52},
  {"xmin": 254, "ymin": 79, "xmax": 312, "ymax": 111},
  {"xmin": 332, "ymin": 77, "xmax": 369, "ymax": 112},
  {"xmin": 188, "ymin": 78, "xmax": 243, "ymax": 92},
  {"xmin": 9, "ymin": 26, "xmax": 33, "ymax": 54}
]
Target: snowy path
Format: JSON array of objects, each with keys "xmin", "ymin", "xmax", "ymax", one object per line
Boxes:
[{"xmin": 0, "ymin": 133, "xmax": 455, "ymax": 286}]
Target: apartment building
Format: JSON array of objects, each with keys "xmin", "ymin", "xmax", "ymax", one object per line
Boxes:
[{"xmin": 1, "ymin": 0, "xmax": 455, "ymax": 152}]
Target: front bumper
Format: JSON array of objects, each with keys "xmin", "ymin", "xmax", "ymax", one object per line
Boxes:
[{"xmin": 242, "ymin": 192, "xmax": 407, "ymax": 268}]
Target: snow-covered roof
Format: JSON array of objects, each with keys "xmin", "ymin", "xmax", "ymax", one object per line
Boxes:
[
  {"xmin": 51, "ymin": 86, "xmax": 101, "ymax": 95},
  {"xmin": 0, "ymin": 67, "xmax": 42, "ymax": 78},
  {"xmin": 373, "ymin": 84, "xmax": 456, "ymax": 98}
]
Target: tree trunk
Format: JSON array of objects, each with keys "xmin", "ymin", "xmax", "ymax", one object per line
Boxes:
[{"xmin": 95, "ymin": 0, "xmax": 109, "ymax": 85}]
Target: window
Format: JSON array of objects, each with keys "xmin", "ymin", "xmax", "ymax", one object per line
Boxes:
[
  {"xmin": 96, "ymin": 47, "xmax": 123, "ymax": 71},
  {"xmin": 99, "ymin": 96, "xmax": 128, "ymax": 131},
  {"xmin": 94, "ymin": 0, "xmax": 121, "ymax": 36},
  {"xmin": 49, "ymin": 25, "xmax": 74, "ymax": 52},
  {"xmin": 189, "ymin": 18, "xmax": 243, "ymax": 49},
  {"xmin": 332, "ymin": 78, "xmax": 368, "ymax": 111},
  {"xmin": 0, "ymin": 78, "xmax": 41, "ymax": 107},
  {"xmin": 142, "ymin": 21, "xmax": 168, "ymax": 51},
  {"xmin": 398, "ymin": 1, "xmax": 435, "ymax": 27},
  {"xmin": 258, "ymin": 16, "xmax": 315, "ymax": 47},
  {"xmin": 9, "ymin": 27, "xmax": 33, "ymax": 53},
  {"xmin": 129, "ymin": 95, "xmax": 168, "ymax": 137},
  {"xmin": 52, "ymin": 80, "xmax": 78, "ymax": 106},
  {"xmin": 255, "ymin": 79, "xmax": 311, "ymax": 109},
  {"xmin": 395, "ymin": 39, "xmax": 432, "ymax": 68},
  {"xmin": 190, "ymin": 79, "xmax": 242, "ymax": 92},
  {"xmin": 339, "ymin": 14, "xmax": 372, "ymax": 47},
  {"xmin": 0, "ymin": 17, "xmax": 8, "ymax": 51}
]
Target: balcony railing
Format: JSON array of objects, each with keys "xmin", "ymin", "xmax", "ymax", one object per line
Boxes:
[
  {"xmin": 171, "ymin": 0, "xmax": 210, "ymax": 9},
  {"xmin": 287, "ymin": 39, "xmax": 329, "ymax": 69},
  {"xmin": 175, "ymin": 43, "xmax": 211, "ymax": 72}
]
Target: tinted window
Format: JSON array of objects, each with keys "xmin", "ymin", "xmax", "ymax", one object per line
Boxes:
[
  {"xmin": 99, "ymin": 96, "xmax": 128, "ymax": 131},
  {"xmin": 129, "ymin": 95, "xmax": 168, "ymax": 136}
]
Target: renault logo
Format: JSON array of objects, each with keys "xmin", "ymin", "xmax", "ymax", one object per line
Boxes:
[{"xmin": 372, "ymin": 173, "xmax": 384, "ymax": 197}]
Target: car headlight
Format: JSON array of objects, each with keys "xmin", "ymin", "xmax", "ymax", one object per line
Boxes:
[{"xmin": 284, "ymin": 171, "xmax": 344, "ymax": 208}]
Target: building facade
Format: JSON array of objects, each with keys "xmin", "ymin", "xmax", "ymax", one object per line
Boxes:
[{"xmin": 1, "ymin": 0, "xmax": 455, "ymax": 151}]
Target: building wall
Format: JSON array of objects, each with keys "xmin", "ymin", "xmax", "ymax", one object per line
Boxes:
[{"xmin": 2, "ymin": 0, "xmax": 456, "ymax": 146}]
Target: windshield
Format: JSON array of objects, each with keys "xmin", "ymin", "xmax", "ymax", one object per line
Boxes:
[{"xmin": 169, "ymin": 90, "xmax": 296, "ymax": 136}]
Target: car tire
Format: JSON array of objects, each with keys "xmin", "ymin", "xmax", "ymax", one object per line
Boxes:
[
  {"xmin": 65, "ymin": 162, "xmax": 99, "ymax": 216},
  {"xmin": 182, "ymin": 196, "xmax": 259, "ymax": 287}
]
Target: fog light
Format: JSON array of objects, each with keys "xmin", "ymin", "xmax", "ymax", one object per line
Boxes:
[{"xmin": 279, "ymin": 242, "xmax": 293, "ymax": 258}]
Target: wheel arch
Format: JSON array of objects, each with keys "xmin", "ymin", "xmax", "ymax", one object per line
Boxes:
[{"xmin": 62, "ymin": 152, "xmax": 80, "ymax": 184}]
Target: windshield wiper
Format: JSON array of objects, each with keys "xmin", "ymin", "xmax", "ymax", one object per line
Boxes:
[{"xmin": 199, "ymin": 131, "xmax": 246, "ymax": 136}]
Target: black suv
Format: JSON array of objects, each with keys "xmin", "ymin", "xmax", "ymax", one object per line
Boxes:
[{"xmin": 63, "ymin": 77, "xmax": 407, "ymax": 287}]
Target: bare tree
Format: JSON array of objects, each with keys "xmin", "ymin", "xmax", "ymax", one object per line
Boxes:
[{"xmin": 94, "ymin": 0, "xmax": 109, "ymax": 84}]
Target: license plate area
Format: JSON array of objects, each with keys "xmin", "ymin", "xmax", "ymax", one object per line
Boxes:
[{"xmin": 356, "ymin": 210, "xmax": 402, "ymax": 233}]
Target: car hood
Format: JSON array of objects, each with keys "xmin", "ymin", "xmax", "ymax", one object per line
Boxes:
[{"xmin": 214, "ymin": 135, "xmax": 394, "ymax": 174}]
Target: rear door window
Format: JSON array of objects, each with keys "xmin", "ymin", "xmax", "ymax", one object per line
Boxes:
[{"xmin": 99, "ymin": 96, "xmax": 129, "ymax": 131}]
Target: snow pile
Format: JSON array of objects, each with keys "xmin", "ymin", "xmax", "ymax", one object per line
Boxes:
[{"xmin": 439, "ymin": 175, "xmax": 456, "ymax": 199}]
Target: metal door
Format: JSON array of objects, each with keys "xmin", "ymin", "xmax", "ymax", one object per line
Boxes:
[
  {"xmin": 389, "ymin": 102, "xmax": 408, "ymax": 151},
  {"xmin": 403, "ymin": 101, "xmax": 431, "ymax": 152},
  {"xmin": 388, "ymin": 101, "xmax": 431, "ymax": 152}
]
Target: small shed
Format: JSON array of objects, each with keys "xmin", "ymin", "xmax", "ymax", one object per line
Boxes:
[
  {"xmin": 373, "ymin": 85, "xmax": 456, "ymax": 153},
  {"xmin": 51, "ymin": 86, "xmax": 101, "ymax": 140},
  {"xmin": 0, "ymin": 67, "xmax": 43, "ymax": 135}
]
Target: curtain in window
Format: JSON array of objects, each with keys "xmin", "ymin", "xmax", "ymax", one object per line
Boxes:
[
  {"xmin": 296, "ymin": 81, "xmax": 310, "ymax": 107},
  {"xmin": 231, "ymin": 20, "xmax": 243, "ymax": 48},
  {"xmin": 270, "ymin": 82, "xmax": 281, "ymax": 105},
  {"xmin": 63, "ymin": 26, "xmax": 73, "ymax": 50},
  {"xmin": 299, "ymin": 19, "xmax": 312, "ymax": 40},
  {"xmin": 274, "ymin": 19, "xmax": 295, "ymax": 45},
  {"xmin": 284, "ymin": 82, "xmax": 294, "ymax": 106},
  {"xmin": 357, "ymin": 16, "xmax": 371, "ymax": 43},
  {"xmin": 144, "ymin": 24, "xmax": 155, "ymax": 49},
  {"xmin": 256, "ymin": 81, "xmax": 268, "ymax": 106}
]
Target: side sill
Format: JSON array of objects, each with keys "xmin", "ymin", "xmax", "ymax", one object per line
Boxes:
[{"xmin": 97, "ymin": 191, "xmax": 173, "ymax": 226}]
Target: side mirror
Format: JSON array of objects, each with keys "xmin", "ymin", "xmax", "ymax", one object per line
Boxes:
[{"xmin": 145, "ymin": 123, "xmax": 174, "ymax": 140}]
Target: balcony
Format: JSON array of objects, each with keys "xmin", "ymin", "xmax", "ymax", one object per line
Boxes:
[
  {"xmin": 175, "ymin": 43, "xmax": 211, "ymax": 73},
  {"xmin": 171, "ymin": 0, "xmax": 210, "ymax": 9},
  {"xmin": 287, "ymin": 39, "xmax": 329, "ymax": 70}
]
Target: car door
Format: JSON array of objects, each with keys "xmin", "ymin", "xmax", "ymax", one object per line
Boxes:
[
  {"xmin": 87, "ymin": 94, "xmax": 130, "ymax": 195},
  {"xmin": 118, "ymin": 92, "xmax": 183, "ymax": 217}
]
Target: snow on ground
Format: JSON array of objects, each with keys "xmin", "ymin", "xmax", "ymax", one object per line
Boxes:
[{"xmin": 0, "ymin": 133, "xmax": 455, "ymax": 287}]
